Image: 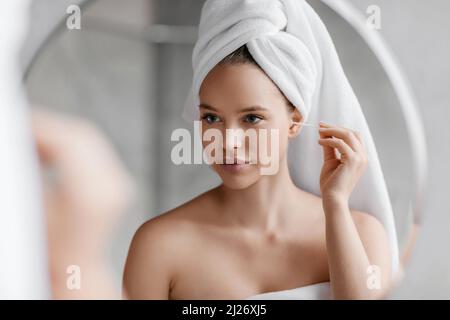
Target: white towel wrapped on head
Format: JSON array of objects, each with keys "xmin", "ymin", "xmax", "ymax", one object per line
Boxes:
[{"xmin": 184, "ymin": 0, "xmax": 399, "ymax": 274}]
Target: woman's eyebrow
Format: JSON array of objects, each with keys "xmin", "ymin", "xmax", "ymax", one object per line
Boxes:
[
  {"xmin": 239, "ymin": 105, "xmax": 268, "ymax": 113},
  {"xmin": 199, "ymin": 103, "xmax": 217, "ymax": 111},
  {"xmin": 199, "ymin": 104, "xmax": 268, "ymax": 113}
]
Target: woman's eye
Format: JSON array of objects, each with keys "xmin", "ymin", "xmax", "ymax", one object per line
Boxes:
[
  {"xmin": 202, "ymin": 114, "xmax": 220, "ymax": 124},
  {"xmin": 244, "ymin": 114, "xmax": 263, "ymax": 124}
]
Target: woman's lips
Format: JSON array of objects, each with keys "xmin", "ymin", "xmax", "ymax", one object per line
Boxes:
[
  {"xmin": 219, "ymin": 163, "xmax": 250, "ymax": 173},
  {"xmin": 219, "ymin": 158, "xmax": 251, "ymax": 173}
]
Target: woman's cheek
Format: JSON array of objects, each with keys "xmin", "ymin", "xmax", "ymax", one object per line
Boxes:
[{"xmin": 259, "ymin": 126, "xmax": 287, "ymax": 161}]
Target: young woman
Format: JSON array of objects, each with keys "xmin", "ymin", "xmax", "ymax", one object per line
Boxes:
[{"xmin": 123, "ymin": 45, "xmax": 392, "ymax": 300}]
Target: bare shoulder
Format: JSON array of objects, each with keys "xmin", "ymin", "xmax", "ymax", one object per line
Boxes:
[
  {"xmin": 296, "ymin": 188, "xmax": 389, "ymax": 243},
  {"xmin": 293, "ymin": 188, "xmax": 388, "ymax": 235},
  {"xmin": 349, "ymin": 209, "xmax": 392, "ymax": 276},
  {"xmin": 123, "ymin": 188, "xmax": 219, "ymax": 298},
  {"xmin": 350, "ymin": 209, "xmax": 388, "ymax": 238},
  {"xmin": 131, "ymin": 187, "xmax": 219, "ymax": 249}
]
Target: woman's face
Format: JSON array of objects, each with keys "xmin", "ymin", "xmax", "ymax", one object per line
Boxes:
[{"xmin": 199, "ymin": 62, "xmax": 302, "ymax": 189}]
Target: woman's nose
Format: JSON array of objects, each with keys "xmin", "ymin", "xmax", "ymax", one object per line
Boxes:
[{"xmin": 223, "ymin": 126, "xmax": 244, "ymax": 152}]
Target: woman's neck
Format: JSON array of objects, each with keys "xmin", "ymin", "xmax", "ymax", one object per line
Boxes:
[{"xmin": 217, "ymin": 157, "xmax": 304, "ymax": 233}]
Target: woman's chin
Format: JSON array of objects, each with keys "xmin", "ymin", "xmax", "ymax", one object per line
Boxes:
[
  {"xmin": 221, "ymin": 179, "xmax": 258, "ymax": 190},
  {"xmin": 214, "ymin": 164, "xmax": 260, "ymax": 190}
]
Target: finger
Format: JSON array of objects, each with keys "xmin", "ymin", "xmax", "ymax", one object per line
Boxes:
[
  {"xmin": 320, "ymin": 121, "xmax": 365, "ymax": 149},
  {"xmin": 318, "ymin": 129, "xmax": 338, "ymax": 161},
  {"xmin": 353, "ymin": 130, "xmax": 366, "ymax": 153},
  {"xmin": 318, "ymin": 126, "xmax": 361, "ymax": 152},
  {"xmin": 318, "ymin": 137, "xmax": 354, "ymax": 159}
]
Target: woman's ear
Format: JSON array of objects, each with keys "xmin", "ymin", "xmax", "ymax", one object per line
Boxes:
[{"xmin": 288, "ymin": 108, "xmax": 302, "ymax": 138}]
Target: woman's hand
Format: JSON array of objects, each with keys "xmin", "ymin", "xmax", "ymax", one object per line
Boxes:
[
  {"xmin": 317, "ymin": 121, "xmax": 368, "ymax": 203},
  {"xmin": 317, "ymin": 122, "xmax": 393, "ymax": 299}
]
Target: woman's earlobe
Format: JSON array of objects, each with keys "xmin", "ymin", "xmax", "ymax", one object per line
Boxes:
[
  {"xmin": 289, "ymin": 121, "xmax": 301, "ymax": 137},
  {"xmin": 287, "ymin": 107, "xmax": 302, "ymax": 137}
]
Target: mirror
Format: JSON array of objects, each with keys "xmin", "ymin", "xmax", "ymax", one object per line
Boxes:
[{"xmin": 24, "ymin": 0, "xmax": 426, "ymax": 298}]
